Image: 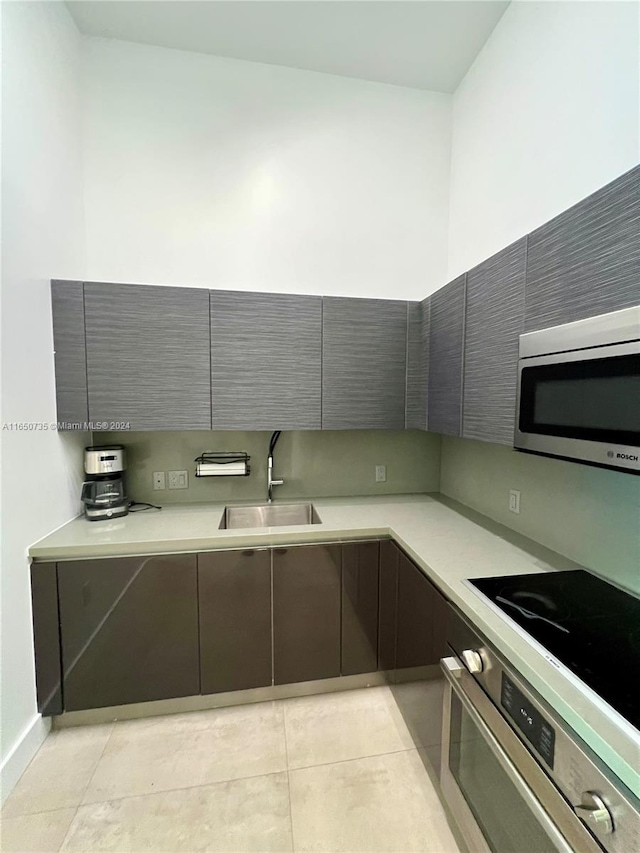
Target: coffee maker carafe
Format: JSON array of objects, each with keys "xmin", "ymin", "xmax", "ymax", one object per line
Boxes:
[{"xmin": 82, "ymin": 445, "xmax": 129, "ymax": 521}]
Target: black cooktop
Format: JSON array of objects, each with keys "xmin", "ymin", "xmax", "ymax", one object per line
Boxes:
[{"xmin": 469, "ymin": 569, "xmax": 640, "ymax": 730}]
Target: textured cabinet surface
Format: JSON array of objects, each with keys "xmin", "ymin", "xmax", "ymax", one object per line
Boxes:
[
  {"xmin": 428, "ymin": 276, "xmax": 466, "ymax": 436},
  {"xmin": 463, "ymin": 239, "xmax": 526, "ymax": 445},
  {"xmin": 51, "ymin": 280, "xmax": 88, "ymax": 425},
  {"xmin": 406, "ymin": 299, "xmax": 430, "ymax": 430},
  {"xmin": 210, "ymin": 291, "xmax": 322, "ymax": 430},
  {"xmin": 198, "ymin": 549, "xmax": 272, "ymax": 694},
  {"xmin": 341, "ymin": 541, "xmax": 379, "ymax": 676},
  {"xmin": 273, "ymin": 545, "xmax": 342, "ymax": 684},
  {"xmin": 526, "ymin": 165, "xmax": 640, "ymax": 331},
  {"xmin": 84, "ymin": 283, "xmax": 211, "ymax": 430},
  {"xmin": 322, "ymin": 297, "xmax": 407, "ymax": 429},
  {"xmin": 57, "ymin": 554, "xmax": 200, "ymax": 711},
  {"xmin": 30, "ymin": 562, "xmax": 62, "ymax": 716}
]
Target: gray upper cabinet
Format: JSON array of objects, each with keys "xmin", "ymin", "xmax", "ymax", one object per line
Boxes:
[
  {"xmin": 210, "ymin": 290, "xmax": 322, "ymax": 430},
  {"xmin": 525, "ymin": 165, "xmax": 640, "ymax": 331},
  {"xmin": 322, "ymin": 297, "xmax": 407, "ymax": 429},
  {"xmin": 463, "ymin": 239, "xmax": 526, "ymax": 445},
  {"xmin": 51, "ymin": 280, "xmax": 88, "ymax": 425},
  {"xmin": 428, "ymin": 275, "xmax": 466, "ymax": 436},
  {"xmin": 84, "ymin": 283, "xmax": 211, "ymax": 430},
  {"xmin": 405, "ymin": 298, "xmax": 429, "ymax": 430}
]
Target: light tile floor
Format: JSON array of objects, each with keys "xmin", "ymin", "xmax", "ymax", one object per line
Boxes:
[{"xmin": 2, "ymin": 682, "xmax": 461, "ymax": 853}]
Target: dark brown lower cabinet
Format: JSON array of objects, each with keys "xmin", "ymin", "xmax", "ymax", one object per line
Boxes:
[
  {"xmin": 198, "ymin": 549, "xmax": 272, "ymax": 694},
  {"xmin": 273, "ymin": 545, "xmax": 341, "ymax": 684},
  {"xmin": 57, "ymin": 554, "xmax": 200, "ymax": 711},
  {"xmin": 30, "ymin": 562, "xmax": 63, "ymax": 716},
  {"xmin": 378, "ymin": 540, "xmax": 400, "ymax": 672},
  {"xmin": 395, "ymin": 549, "xmax": 436, "ymax": 670},
  {"xmin": 341, "ymin": 541, "xmax": 379, "ymax": 675}
]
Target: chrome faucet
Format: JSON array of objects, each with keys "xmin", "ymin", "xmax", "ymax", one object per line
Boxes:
[{"xmin": 267, "ymin": 431, "xmax": 284, "ymax": 503}]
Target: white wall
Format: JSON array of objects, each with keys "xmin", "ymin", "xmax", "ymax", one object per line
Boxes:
[
  {"xmin": 81, "ymin": 38, "xmax": 451, "ymax": 299},
  {"xmin": 1, "ymin": 1, "xmax": 87, "ymax": 800},
  {"xmin": 441, "ymin": 0, "xmax": 640, "ymax": 592},
  {"xmin": 447, "ymin": 0, "xmax": 640, "ymax": 278}
]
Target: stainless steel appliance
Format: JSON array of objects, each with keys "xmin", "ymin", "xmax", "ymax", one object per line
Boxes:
[
  {"xmin": 81, "ymin": 445, "xmax": 129, "ymax": 521},
  {"xmin": 440, "ymin": 608, "xmax": 640, "ymax": 853},
  {"xmin": 514, "ymin": 305, "xmax": 640, "ymax": 473}
]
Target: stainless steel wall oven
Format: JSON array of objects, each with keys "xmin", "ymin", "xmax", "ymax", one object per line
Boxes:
[{"xmin": 440, "ymin": 614, "xmax": 640, "ymax": 853}]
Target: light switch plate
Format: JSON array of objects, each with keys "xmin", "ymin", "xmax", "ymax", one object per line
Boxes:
[
  {"xmin": 168, "ymin": 470, "xmax": 188, "ymax": 490},
  {"xmin": 509, "ymin": 489, "xmax": 521, "ymax": 514}
]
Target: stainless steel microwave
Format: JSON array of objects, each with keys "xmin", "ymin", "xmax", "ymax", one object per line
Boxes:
[{"xmin": 515, "ymin": 306, "xmax": 640, "ymax": 473}]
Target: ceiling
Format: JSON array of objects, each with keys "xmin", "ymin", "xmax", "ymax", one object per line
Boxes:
[{"xmin": 66, "ymin": 0, "xmax": 510, "ymax": 93}]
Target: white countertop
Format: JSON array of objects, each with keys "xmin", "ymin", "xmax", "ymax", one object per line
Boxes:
[{"xmin": 30, "ymin": 493, "xmax": 640, "ymax": 797}]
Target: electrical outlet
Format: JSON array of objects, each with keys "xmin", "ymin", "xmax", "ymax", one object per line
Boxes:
[
  {"xmin": 375, "ymin": 465, "xmax": 387, "ymax": 483},
  {"xmin": 509, "ymin": 489, "xmax": 521, "ymax": 514},
  {"xmin": 168, "ymin": 470, "xmax": 189, "ymax": 490},
  {"xmin": 153, "ymin": 471, "xmax": 166, "ymax": 491}
]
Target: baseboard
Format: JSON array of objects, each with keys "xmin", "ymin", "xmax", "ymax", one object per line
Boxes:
[{"xmin": 0, "ymin": 713, "xmax": 51, "ymax": 806}]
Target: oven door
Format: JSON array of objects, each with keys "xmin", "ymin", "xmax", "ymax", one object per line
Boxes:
[
  {"xmin": 514, "ymin": 341, "xmax": 639, "ymax": 472},
  {"xmin": 440, "ymin": 656, "xmax": 602, "ymax": 853}
]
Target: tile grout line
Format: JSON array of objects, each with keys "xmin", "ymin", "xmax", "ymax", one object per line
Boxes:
[
  {"xmin": 55, "ymin": 805, "xmax": 79, "ymax": 853},
  {"xmin": 287, "ymin": 744, "xmax": 427, "ymax": 775},
  {"xmin": 75, "ymin": 722, "xmax": 117, "ymax": 810},
  {"xmin": 280, "ymin": 701, "xmax": 297, "ymax": 853}
]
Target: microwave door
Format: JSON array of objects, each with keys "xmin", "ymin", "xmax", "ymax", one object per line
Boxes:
[{"xmin": 515, "ymin": 341, "xmax": 640, "ymax": 473}]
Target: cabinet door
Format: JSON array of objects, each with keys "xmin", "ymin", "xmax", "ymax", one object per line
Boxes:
[
  {"xmin": 58, "ymin": 555, "xmax": 199, "ymax": 711},
  {"xmin": 51, "ymin": 280, "xmax": 88, "ymax": 426},
  {"xmin": 406, "ymin": 299, "xmax": 430, "ymax": 430},
  {"xmin": 273, "ymin": 545, "xmax": 341, "ymax": 684},
  {"xmin": 428, "ymin": 275, "xmax": 466, "ymax": 436},
  {"xmin": 341, "ymin": 542, "xmax": 379, "ymax": 676},
  {"xmin": 198, "ymin": 549, "xmax": 272, "ymax": 694},
  {"xmin": 84, "ymin": 283, "xmax": 211, "ymax": 430},
  {"xmin": 210, "ymin": 291, "xmax": 322, "ymax": 430},
  {"xmin": 378, "ymin": 540, "xmax": 400, "ymax": 673},
  {"xmin": 322, "ymin": 297, "xmax": 407, "ymax": 429},
  {"xmin": 395, "ymin": 552, "xmax": 434, "ymax": 670},
  {"xmin": 30, "ymin": 562, "xmax": 62, "ymax": 716},
  {"xmin": 525, "ymin": 165, "xmax": 640, "ymax": 332},
  {"xmin": 463, "ymin": 239, "xmax": 526, "ymax": 445}
]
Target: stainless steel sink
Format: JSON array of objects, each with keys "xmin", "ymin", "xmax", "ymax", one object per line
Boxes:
[{"xmin": 219, "ymin": 503, "xmax": 322, "ymax": 529}]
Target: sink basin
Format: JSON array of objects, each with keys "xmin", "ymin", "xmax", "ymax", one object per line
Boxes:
[{"xmin": 219, "ymin": 503, "xmax": 322, "ymax": 529}]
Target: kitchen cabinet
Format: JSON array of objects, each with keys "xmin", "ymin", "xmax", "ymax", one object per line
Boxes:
[
  {"xmin": 84, "ymin": 283, "xmax": 211, "ymax": 430},
  {"xmin": 396, "ymin": 549, "xmax": 436, "ymax": 670},
  {"xmin": 30, "ymin": 562, "xmax": 63, "ymax": 716},
  {"xmin": 463, "ymin": 239, "xmax": 526, "ymax": 445},
  {"xmin": 525, "ymin": 165, "xmax": 640, "ymax": 332},
  {"xmin": 341, "ymin": 541, "xmax": 379, "ymax": 676},
  {"xmin": 378, "ymin": 539, "xmax": 400, "ymax": 672},
  {"xmin": 50, "ymin": 280, "xmax": 89, "ymax": 425},
  {"xmin": 57, "ymin": 554, "xmax": 199, "ymax": 711},
  {"xmin": 428, "ymin": 275, "xmax": 466, "ymax": 437},
  {"xmin": 273, "ymin": 544, "xmax": 342, "ymax": 684},
  {"xmin": 210, "ymin": 290, "xmax": 322, "ymax": 430},
  {"xmin": 406, "ymin": 298, "xmax": 430, "ymax": 430},
  {"xmin": 198, "ymin": 549, "xmax": 272, "ymax": 694},
  {"xmin": 322, "ymin": 296, "xmax": 407, "ymax": 429}
]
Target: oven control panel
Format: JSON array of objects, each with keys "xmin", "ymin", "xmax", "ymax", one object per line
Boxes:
[{"xmin": 501, "ymin": 673, "xmax": 555, "ymax": 769}]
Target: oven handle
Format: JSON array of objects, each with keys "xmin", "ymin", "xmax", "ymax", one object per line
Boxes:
[{"xmin": 441, "ymin": 656, "xmax": 577, "ymax": 853}]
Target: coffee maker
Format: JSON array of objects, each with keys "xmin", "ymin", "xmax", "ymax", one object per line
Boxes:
[{"xmin": 81, "ymin": 445, "xmax": 129, "ymax": 521}]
